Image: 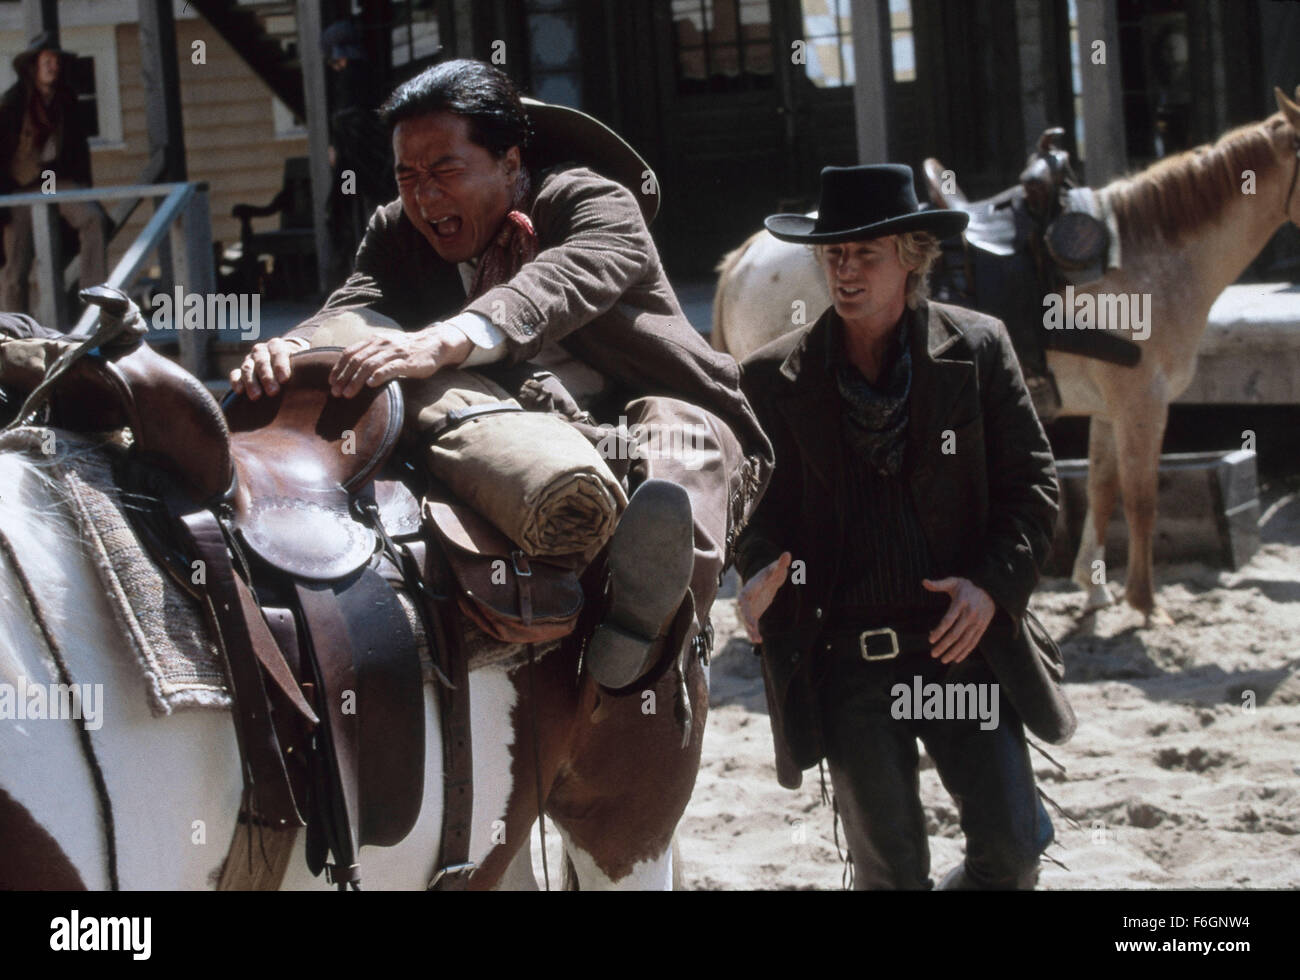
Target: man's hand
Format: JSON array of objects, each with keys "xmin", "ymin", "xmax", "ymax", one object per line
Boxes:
[
  {"xmin": 328, "ymin": 323, "xmax": 474, "ymax": 398},
  {"xmin": 229, "ymin": 336, "xmax": 309, "ymax": 399},
  {"xmin": 738, "ymin": 552, "xmax": 793, "ymax": 644},
  {"xmin": 922, "ymin": 577, "xmax": 996, "ymax": 664}
]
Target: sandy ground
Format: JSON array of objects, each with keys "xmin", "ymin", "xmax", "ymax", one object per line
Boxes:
[{"xmin": 674, "ymin": 481, "xmax": 1300, "ymax": 890}]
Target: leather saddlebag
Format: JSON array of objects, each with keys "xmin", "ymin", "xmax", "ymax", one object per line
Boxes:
[{"xmin": 423, "ymin": 498, "xmax": 585, "ymax": 644}]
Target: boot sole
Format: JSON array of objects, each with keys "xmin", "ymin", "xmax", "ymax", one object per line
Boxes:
[{"xmin": 586, "ymin": 479, "xmax": 693, "ymax": 689}]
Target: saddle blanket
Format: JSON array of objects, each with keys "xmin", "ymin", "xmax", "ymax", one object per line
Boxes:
[{"xmin": 0, "ymin": 428, "xmax": 549, "ymax": 717}]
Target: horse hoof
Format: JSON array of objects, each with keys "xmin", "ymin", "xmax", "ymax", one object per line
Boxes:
[
  {"xmin": 1143, "ymin": 606, "xmax": 1174, "ymax": 628},
  {"xmin": 1080, "ymin": 584, "xmax": 1114, "ymax": 615}
]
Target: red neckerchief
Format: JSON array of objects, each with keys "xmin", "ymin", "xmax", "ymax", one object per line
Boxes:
[{"xmin": 467, "ymin": 208, "xmax": 539, "ymax": 301}]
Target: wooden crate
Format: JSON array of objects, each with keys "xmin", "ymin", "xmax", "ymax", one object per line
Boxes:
[{"xmin": 1044, "ymin": 449, "xmax": 1261, "ymax": 575}]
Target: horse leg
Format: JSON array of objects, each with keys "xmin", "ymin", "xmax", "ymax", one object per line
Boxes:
[
  {"xmin": 463, "ymin": 653, "xmax": 581, "ymax": 890},
  {"xmin": 1072, "ymin": 417, "xmax": 1120, "ymax": 613},
  {"xmin": 1112, "ymin": 395, "xmax": 1172, "ymax": 625},
  {"xmin": 546, "ymin": 652, "xmax": 708, "ymax": 890}
]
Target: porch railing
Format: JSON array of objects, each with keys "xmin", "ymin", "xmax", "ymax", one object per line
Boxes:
[{"xmin": 0, "ymin": 181, "xmax": 215, "ymax": 377}]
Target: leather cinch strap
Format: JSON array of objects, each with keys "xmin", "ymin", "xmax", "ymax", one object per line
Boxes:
[
  {"xmin": 295, "ymin": 581, "xmax": 363, "ymax": 889},
  {"xmin": 178, "ymin": 509, "xmax": 313, "ymax": 829},
  {"xmin": 412, "ymin": 539, "xmax": 475, "ymax": 890}
]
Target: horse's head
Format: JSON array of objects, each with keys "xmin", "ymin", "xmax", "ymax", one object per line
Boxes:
[{"xmin": 1273, "ymin": 86, "xmax": 1300, "ymax": 228}]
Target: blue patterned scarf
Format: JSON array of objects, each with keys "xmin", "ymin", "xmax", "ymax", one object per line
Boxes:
[{"xmin": 831, "ymin": 313, "xmax": 912, "ymax": 477}]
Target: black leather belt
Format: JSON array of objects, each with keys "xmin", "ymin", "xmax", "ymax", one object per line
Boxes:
[{"xmin": 823, "ymin": 625, "xmax": 933, "ymax": 661}]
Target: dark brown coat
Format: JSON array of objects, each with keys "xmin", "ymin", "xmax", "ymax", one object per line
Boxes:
[
  {"xmin": 737, "ymin": 301, "xmax": 1075, "ymax": 788},
  {"xmin": 288, "ymin": 166, "xmax": 773, "ymax": 546}
]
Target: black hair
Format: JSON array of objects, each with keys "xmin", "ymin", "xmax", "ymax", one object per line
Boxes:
[{"xmin": 379, "ymin": 58, "xmax": 530, "ymax": 159}]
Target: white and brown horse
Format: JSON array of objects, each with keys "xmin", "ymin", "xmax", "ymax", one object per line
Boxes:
[
  {"xmin": 0, "ymin": 441, "xmax": 705, "ymax": 890},
  {"xmin": 713, "ymin": 89, "xmax": 1300, "ymax": 623}
]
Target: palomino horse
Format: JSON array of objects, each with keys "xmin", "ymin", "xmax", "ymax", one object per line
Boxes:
[
  {"xmin": 0, "ymin": 442, "xmax": 705, "ymax": 890},
  {"xmin": 712, "ymin": 88, "xmax": 1300, "ymax": 623}
]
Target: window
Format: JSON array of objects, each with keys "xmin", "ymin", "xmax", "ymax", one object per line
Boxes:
[
  {"xmin": 1068, "ymin": 0, "xmax": 1084, "ymax": 161},
  {"xmin": 672, "ymin": 0, "xmax": 774, "ymax": 94},
  {"xmin": 67, "ymin": 54, "xmax": 99, "ymax": 138},
  {"xmin": 800, "ymin": 0, "xmax": 853, "ymax": 88},
  {"xmin": 889, "ymin": 0, "xmax": 915, "ymax": 83},
  {"xmin": 271, "ymin": 97, "xmax": 306, "ymax": 140},
  {"xmin": 527, "ymin": 0, "xmax": 583, "ymax": 108},
  {"xmin": 390, "ymin": 0, "xmax": 442, "ymax": 70}
]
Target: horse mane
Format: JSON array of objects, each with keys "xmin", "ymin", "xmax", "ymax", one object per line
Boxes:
[{"xmin": 1102, "ymin": 116, "xmax": 1286, "ymax": 247}]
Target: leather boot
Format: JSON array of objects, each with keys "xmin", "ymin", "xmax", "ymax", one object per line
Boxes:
[
  {"xmin": 938, "ymin": 860, "xmax": 1041, "ymax": 891},
  {"xmin": 585, "ymin": 478, "xmax": 694, "ymax": 690}
]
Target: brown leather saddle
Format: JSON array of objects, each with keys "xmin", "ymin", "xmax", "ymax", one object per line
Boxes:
[
  {"xmin": 0, "ymin": 288, "xmax": 473, "ymax": 889},
  {"xmin": 923, "ymin": 129, "xmax": 1139, "ymax": 420}
]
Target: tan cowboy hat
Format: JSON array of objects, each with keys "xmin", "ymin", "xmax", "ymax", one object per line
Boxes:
[{"xmin": 521, "ymin": 97, "xmax": 660, "ymax": 225}]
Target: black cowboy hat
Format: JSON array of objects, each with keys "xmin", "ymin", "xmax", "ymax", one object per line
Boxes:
[
  {"xmin": 521, "ymin": 97, "xmax": 659, "ymax": 225},
  {"xmin": 12, "ymin": 31, "xmax": 75, "ymax": 78},
  {"xmin": 765, "ymin": 164, "xmax": 968, "ymax": 243}
]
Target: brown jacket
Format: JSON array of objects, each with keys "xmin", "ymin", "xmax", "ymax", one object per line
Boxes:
[
  {"xmin": 738, "ymin": 301, "xmax": 1075, "ymax": 788},
  {"xmin": 289, "ymin": 165, "xmax": 773, "ymax": 552}
]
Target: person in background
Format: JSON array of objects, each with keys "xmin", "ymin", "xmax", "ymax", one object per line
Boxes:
[{"xmin": 0, "ymin": 32, "xmax": 106, "ymax": 316}]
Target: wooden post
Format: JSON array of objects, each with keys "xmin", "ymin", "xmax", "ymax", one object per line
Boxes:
[
  {"xmin": 451, "ymin": 0, "xmax": 477, "ymax": 57},
  {"xmin": 1074, "ymin": 0, "xmax": 1126, "ymax": 184},
  {"xmin": 169, "ymin": 186, "xmax": 215, "ymax": 379},
  {"xmin": 298, "ymin": 0, "xmax": 334, "ymax": 298},
  {"xmin": 22, "ymin": 0, "xmax": 58, "ymax": 43},
  {"xmin": 23, "ymin": 0, "xmax": 62, "ymax": 328},
  {"xmin": 139, "ymin": 0, "xmax": 188, "ymax": 332},
  {"xmin": 849, "ymin": 0, "xmax": 891, "ymax": 163},
  {"xmin": 31, "ymin": 199, "xmax": 67, "ymax": 330},
  {"xmin": 1016, "ymin": 0, "xmax": 1049, "ymax": 152}
]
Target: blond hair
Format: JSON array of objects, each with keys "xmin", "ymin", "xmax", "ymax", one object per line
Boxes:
[{"xmin": 813, "ymin": 231, "xmax": 943, "ymax": 309}]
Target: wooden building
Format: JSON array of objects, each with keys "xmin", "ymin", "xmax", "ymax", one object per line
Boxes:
[
  {"xmin": 0, "ymin": 1, "xmax": 309, "ymax": 275},
  {"xmin": 462, "ymin": 0, "xmax": 1297, "ymax": 277},
  {"xmin": 2, "ymin": 0, "xmax": 1294, "ymax": 294}
]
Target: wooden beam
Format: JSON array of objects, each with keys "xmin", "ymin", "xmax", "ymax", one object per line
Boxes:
[
  {"xmin": 22, "ymin": 1, "xmax": 63, "ymax": 328},
  {"xmin": 139, "ymin": 0, "xmax": 189, "ymax": 322},
  {"xmin": 849, "ymin": 0, "xmax": 891, "ymax": 163},
  {"xmin": 1074, "ymin": 0, "xmax": 1126, "ymax": 184},
  {"xmin": 22, "ymin": 0, "xmax": 58, "ymax": 43},
  {"xmin": 68, "ymin": 184, "xmax": 198, "ymax": 337},
  {"xmin": 138, "ymin": 0, "xmax": 187, "ymax": 181},
  {"xmin": 31, "ymin": 202, "xmax": 68, "ymax": 331},
  {"xmin": 297, "ymin": 0, "xmax": 334, "ymax": 298},
  {"xmin": 169, "ymin": 187, "xmax": 216, "ymax": 378}
]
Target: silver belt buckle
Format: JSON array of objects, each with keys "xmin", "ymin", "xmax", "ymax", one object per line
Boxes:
[{"xmin": 859, "ymin": 627, "xmax": 900, "ymax": 661}]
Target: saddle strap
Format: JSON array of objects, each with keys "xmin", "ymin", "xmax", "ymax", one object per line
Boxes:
[
  {"xmin": 425, "ymin": 400, "xmax": 524, "ymax": 442},
  {"xmin": 294, "ymin": 582, "xmax": 364, "ymax": 889},
  {"xmin": 408, "ymin": 538, "xmax": 476, "ymax": 890},
  {"xmin": 178, "ymin": 509, "xmax": 306, "ymax": 829}
]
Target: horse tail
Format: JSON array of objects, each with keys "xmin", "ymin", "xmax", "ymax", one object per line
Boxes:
[{"xmin": 711, "ymin": 230, "xmax": 762, "ymax": 355}]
